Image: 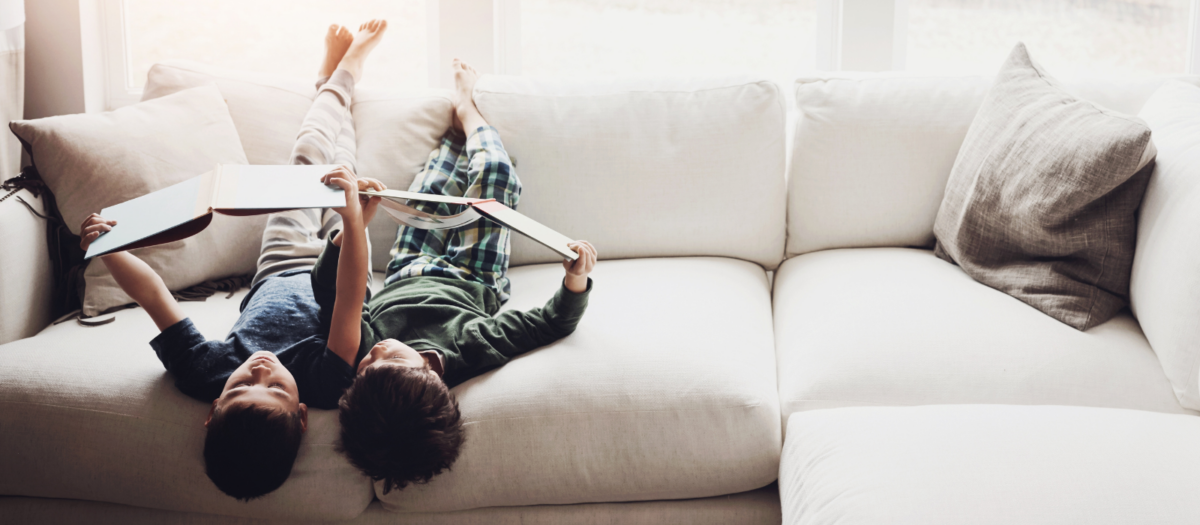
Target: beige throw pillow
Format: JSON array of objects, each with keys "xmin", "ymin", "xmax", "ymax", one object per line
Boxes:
[
  {"xmin": 933, "ymin": 44, "xmax": 1156, "ymax": 331},
  {"xmin": 141, "ymin": 60, "xmax": 317, "ymax": 165},
  {"xmin": 9, "ymin": 84, "xmax": 262, "ymax": 315}
]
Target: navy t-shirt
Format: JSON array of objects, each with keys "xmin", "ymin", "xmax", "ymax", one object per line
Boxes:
[{"xmin": 149, "ymin": 270, "xmax": 368, "ymax": 410}]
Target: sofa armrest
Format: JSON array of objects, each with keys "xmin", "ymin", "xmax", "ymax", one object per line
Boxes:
[{"xmin": 0, "ymin": 188, "xmax": 54, "ymax": 344}]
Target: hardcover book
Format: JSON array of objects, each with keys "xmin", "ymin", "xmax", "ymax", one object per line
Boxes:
[{"xmin": 85, "ymin": 164, "xmax": 578, "ymax": 261}]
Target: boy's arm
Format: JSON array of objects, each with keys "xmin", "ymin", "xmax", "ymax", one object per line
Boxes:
[
  {"xmin": 456, "ymin": 276, "xmax": 592, "ymax": 382},
  {"xmin": 320, "ymin": 168, "xmax": 372, "ymax": 367},
  {"xmin": 81, "ymin": 214, "xmax": 184, "ymax": 330},
  {"xmin": 454, "ymin": 242, "xmax": 596, "ymax": 375}
]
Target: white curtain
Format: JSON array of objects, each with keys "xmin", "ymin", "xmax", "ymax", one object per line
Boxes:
[{"xmin": 1, "ymin": 0, "xmax": 23, "ymax": 182}]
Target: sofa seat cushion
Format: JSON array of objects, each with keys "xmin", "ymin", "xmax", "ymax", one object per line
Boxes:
[
  {"xmin": 779, "ymin": 405, "xmax": 1200, "ymax": 524},
  {"xmin": 0, "ymin": 286, "xmax": 373, "ymax": 521},
  {"xmin": 376, "ymin": 257, "xmax": 782, "ymax": 513},
  {"xmin": 773, "ymin": 248, "xmax": 1190, "ymax": 427}
]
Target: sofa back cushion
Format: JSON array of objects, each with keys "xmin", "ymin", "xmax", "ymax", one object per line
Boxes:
[
  {"xmin": 787, "ymin": 72, "xmax": 1200, "ymax": 257},
  {"xmin": 1133, "ymin": 81, "xmax": 1200, "ymax": 410},
  {"xmin": 474, "ymin": 75, "xmax": 787, "ymax": 269}
]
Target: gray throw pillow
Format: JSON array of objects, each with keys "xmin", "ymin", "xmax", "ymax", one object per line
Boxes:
[{"xmin": 933, "ymin": 43, "xmax": 1156, "ymax": 331}]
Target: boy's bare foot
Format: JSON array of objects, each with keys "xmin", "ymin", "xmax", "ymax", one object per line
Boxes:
[
  {"xmin": 320, "ymin": 25, "xmax": 354, "ymax": 79},
  {"xmin": 337, "ymin": 19, "xmax": 388, "ymax": 83},
  {"xmin": 452, "ymin": 59, "xmax": 487, "ymax": 133}
]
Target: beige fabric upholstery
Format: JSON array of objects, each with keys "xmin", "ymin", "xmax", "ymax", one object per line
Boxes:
[
  {"xmin": 0, "ymin": 485, "xmax": 781, "ymax": 525},
  {"xmin": 142, "ymin": 60, "xmax": 316, "ymax": 166},
  {"xmin": 787, "ymin": 74, "xmax": 989, "ymax": 255},
  {"xmin": 773, "ymin": 248, "xmax": 1191, "ymax": 429},
  {"xmin": 0, "ymin": 189, "xmax": 52, "ymax": 344},
  {"xmin": 473, "ymin": 75, "xmax": 787, "ymax": 269},
  {"xmin": 9, "ymin": 85, "xmax": 262, "ymax": 315},
  {"xmin": 780, "ymin": 405, "xmax": 1200, "ymax": 525},
  {"xmin": 1133, "ymin": 81, "xmax": 1200, "ymax": 410},
  {"xmin": 0, "ymin": 285, "xmax": 373, "ymax": 521},
  {"xmin": 376, "ymin": 258, "xmax": 781, "ymax": 512}
]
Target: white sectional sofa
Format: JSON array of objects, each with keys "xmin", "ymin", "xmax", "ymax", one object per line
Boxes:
[{"xmin": 1, "ymin": 61, "xmax": 1198, "ymax": 524}]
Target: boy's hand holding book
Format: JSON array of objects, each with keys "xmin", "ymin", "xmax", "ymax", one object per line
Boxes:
[
  {"xmin": 323, "ymin": 167, "xmax": 386, "ymax": 246},
  {"xmin": 323, "ymin": 167, "xmax": 363, "ymax": 221},
  {"xmin": 78, "ymin": 212, "xmax": 185, "ymax": 331},
  {"xmin": 80, "ymin": 213, "xmax": 118, "ymax": 253},
  {"xmin": 563, "ymin": 241, "xmax": 596, "ymax": 294}
]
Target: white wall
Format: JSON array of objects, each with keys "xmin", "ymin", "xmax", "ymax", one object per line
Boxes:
[{"xmin": 23, "ymin": 0, "xmax": 102, "ymax": 120}]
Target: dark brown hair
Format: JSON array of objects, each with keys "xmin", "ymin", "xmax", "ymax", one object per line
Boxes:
[
  {"xmin": 203, "ymin": 404, "xmax": 305, "ymax": 501},
  {"xmin": 337, "ymin": 365, "xmax": 464, "ymax": 494}
]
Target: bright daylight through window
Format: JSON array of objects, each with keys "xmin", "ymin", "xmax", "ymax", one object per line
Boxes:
[
  {"xmin": 124, "ymin": 0, "xmax": 427, "ymax": 90},
  {"xmin": 121, "ymin": 0, "xmax": 1197, "ymax": 91},
  {"xmin": 521, "ymin": 0, "xmax": 817, "ymax": 78},
  {"xmin": 907, "ymin": 0, "xmax": 1192, "ymax": 76}
]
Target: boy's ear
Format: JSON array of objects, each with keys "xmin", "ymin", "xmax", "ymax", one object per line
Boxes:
[
  {"xmin": 204, "ymin": 400, "xmax": 218, "ymax": 428},
  {"xmin": 299, "ymin": 403, "xmax": 309, "ymax": 432}
]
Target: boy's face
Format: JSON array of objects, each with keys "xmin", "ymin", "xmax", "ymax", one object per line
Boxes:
[
  {"xmin": 206, "ymin": 351, "xmax": 307, "ymax": 428},
  {"xmin": 357, "ymin": 339, "xmax": 432, "ymax": 375}
]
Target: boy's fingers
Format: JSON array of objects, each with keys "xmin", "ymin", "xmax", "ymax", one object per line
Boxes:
[{"xmin": 83, "ymin": 223, "xmax": 112, "ymax": 235}]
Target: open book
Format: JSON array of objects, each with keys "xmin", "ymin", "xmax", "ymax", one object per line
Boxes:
[{"xmin": 85, "ymin": 164, "xmax": 579, "ymax": 262}]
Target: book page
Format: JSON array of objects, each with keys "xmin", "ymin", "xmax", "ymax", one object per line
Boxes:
[
  {"xmin": 378, "ymin": 199, "xmax": 482, "ymax": 230},
  {"xmin": 85, "ymin": 175, "xmax": 210, "ymax": 259},
  {"xmin": 214, "ymin": 164, "xmax": 346, "ymax": 211},
  {"xmin": 363, "ymin": 189, "xmax": 480, "ymax": 207}
]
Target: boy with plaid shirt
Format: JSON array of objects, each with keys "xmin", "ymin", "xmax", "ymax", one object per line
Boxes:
[{"xmin": 331, "ymin": 59, "xmax": 598, "ymax": 492}]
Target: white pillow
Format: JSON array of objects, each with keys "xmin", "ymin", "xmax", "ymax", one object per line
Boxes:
[
  {"xmin": 1133, "ymin": 80, "xmax": 1200, "ymax": 410},
  {"xmin": 9, "ymin": 84, "xmax": 259, "ymax": 315},
  {"xmin": 474, "ymin": 75, "xmax": 787, "ymax": 268},
  {"xmin": 788, "ymin": 74, "xmax": 990, "ymax": 255}
]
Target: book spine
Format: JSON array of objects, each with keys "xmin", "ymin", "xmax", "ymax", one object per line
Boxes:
[
  {"xmin": 210, "ymin": 164, "xmax": 224, "ymax": 210},
  {"xmin": 194, "ymin": 168, "xmax": 218, "ymax": 216},
  {"xmin": 213, "ymin": 164, "xmax": 240, "ymax": 210}
]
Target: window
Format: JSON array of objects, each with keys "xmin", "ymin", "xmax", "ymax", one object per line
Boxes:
[
  {"xmin": 123, "ymin": 0, "xmax": 427, "ymax": 91},
  {"xmin": 96, "ymin": 0, "xmax": 1200, "ymax": 111},
  {"xmin": 520, "ymin": 0, "xmax": 818, "ymax": 79},
  {"xmin": 906, "ymin": 0, "xmax": 1193, "ymax": 76}
]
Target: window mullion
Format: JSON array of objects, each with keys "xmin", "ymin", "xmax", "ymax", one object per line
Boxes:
[{"xmin": 1188, "ymin": 0, "xmax": 1200, "ymax": 74}]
